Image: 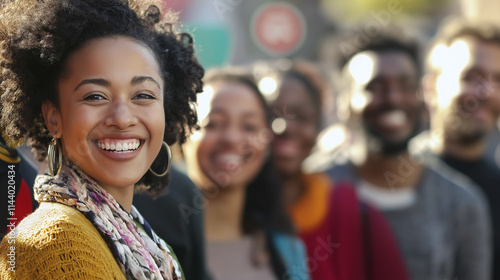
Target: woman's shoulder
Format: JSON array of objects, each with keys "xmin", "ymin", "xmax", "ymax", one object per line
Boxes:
[
  {"xmin": 0, "ymin": 202, "xmax": 125, "ymax": 280},
  {"xmin": 24, "ymin": 201, "xmax": 88, "ymax": 220},
  {"xmin": 13, "ymin": 202, "xmax": 96, "ymax": 240},
  {"xmin": 270, "ymin": 231, "xmax": 306, "ymax": 255},
  {"xmin": 6, "ymin": 202, "xmax": 116, "ymax": 261},
  {"xmin": 269, "ymin": 231, "xmax": 310, "ymax": 280}
]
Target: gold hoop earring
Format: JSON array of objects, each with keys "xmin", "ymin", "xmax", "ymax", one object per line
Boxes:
[
  {"xmin": 48, "ymin": 136, "xmax": 62, "ymax": 176},
  {"xmin": 149, "ymin": 141, "xmax": 171, "ymax": 177}
]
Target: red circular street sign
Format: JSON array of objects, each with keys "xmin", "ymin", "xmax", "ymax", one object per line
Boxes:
[{"xmin": 251, "ymin": 2, "xmax": 307, "ymax": 56}]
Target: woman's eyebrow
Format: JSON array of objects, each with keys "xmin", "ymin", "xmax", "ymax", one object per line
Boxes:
[
  {"xmin": 72, "ymin": 76, "xmax": 161, "ymax": 92},
  {"xmin": 73, "ymin": 78, "xmax": 110, "ymax": 92},
  {"xmin": 131, "ymin": 76, "xmax": 161, "ymax": 90}
]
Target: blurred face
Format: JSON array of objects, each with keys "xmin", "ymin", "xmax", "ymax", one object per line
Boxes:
[
  {"xmin": 271, "ymin": 77, "xmax": 318, "ymax": 177},
  {"xmin": 347, "ymin": 51, "xmax": 423, "ymax": 155},
  {"xmin": 186, "ymin": 81, "xmax": 270, "ymax": 190},
  {"xmin": 45, "ymin": 36, "xmax": 165, "ymax": 190},
  {"xmin": 438, "ymin": 37, "xmax": 500, "ymax": 145}
]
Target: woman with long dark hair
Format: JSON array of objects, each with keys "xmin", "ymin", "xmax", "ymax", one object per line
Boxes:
[{"xmin": 183, "ymin": 68, "xmax": 309, "ymax": 280}]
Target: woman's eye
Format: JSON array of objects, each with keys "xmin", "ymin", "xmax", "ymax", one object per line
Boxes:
[
  {"xmin": 243, "ymin": 124, "xmax": 258, "ymax": 132},
  {"xmin": 133, "ymin": 92, "xmax": 156, "ymax": 100},
  {"xmin": 204, "ymin": 121, "xmax": 218, "ymax": 129},
  {"xmin": 84, "ymin": 93, "xmax": 106, "ymax": 101}
]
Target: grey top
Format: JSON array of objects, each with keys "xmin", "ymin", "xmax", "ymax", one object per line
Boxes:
[
  {"xmin": 326, "ymin": 158, "xmax": 492, "ymax": 280},
  {"xmin": 207, "ymin": 236, "xmax": 276, "ymax": 280}
]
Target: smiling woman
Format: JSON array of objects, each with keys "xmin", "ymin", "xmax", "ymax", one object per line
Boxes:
[
  {"xmin": 0, "ymin": 0, "xmax": 203, "ymax": 279},
  {"xmin": 183, "ymin": 68, "xmax": 310, "ymax": 280},
  {"xmin": 45, "ymin": 37, "xmax": 166, "ymax": 195}
]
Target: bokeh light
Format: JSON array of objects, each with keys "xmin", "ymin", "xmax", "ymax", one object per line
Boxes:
[
  {"xmin": 317, "ymin": 124, "xmax": 347, "ymax": 151},
  {"xmin": 271, "ymin": 117, "xmax": 287, "ymax": 135},
  {"xmin": 434, "ymin": 39, "xmax": 471, "ymax": 108},
  {"xmin": 429, "ymin": 43, "xmax": 447, "ymax": 70},
  {"xmin": 349, "ymin": 53, "xmax": 374, "ymax": 85},
  {"xmin": 351, "ymin": 92, "xmax": 369, "ymax": 112},
  {"xmin": 196, "ymin": 85, "xmax": 214, "ymax": 122},
  {"xmin": 259, "ymin": 77, "xmax": 278, "ymax": 96}
]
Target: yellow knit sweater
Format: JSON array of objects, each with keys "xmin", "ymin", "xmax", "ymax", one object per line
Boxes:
[{"xmin": 0, "ymin": 202, "xmax": 126, "ymax": 279}]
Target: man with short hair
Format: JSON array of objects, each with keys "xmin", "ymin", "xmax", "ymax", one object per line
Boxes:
[
  {"xmin": 326, "ymin": 33, "xmax": 491, "ymax": 280},
  {"xmin": 425, "ymin": 21, "xmax": 500, "ymax": 280}
]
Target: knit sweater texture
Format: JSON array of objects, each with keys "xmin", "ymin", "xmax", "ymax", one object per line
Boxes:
[
  {"xmin": 326, "ymin": 159, "xmax": 492, "ymax": 280},
  {"xmin": 0, "ymin": 202, "xmax": 126, "ymax": 280}
]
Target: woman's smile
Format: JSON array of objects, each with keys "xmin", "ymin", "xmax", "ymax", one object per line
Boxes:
[
  {"xmin": 94, "ymin": 138, "xmax": 144, "ymax": 161},
  {"xmin": 95, "ymin": 138, "xmax": 142, "ymax": 152},
  {"xmin": 51, "ymin": 36, "xmax": 166, "ymax": 189}
]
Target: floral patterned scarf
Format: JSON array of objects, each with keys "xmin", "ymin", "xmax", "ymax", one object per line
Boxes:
[{"xmin": 34, "ymin": 161, "xmax": 183, "ymax": 280}]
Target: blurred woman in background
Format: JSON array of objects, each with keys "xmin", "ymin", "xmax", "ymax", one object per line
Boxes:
[
  {"xmin": 268, "ymin": 60, "xmax": 409, "ymax": 280},
  {"xmin": 183, "ymin": 68, "xmax": 309, "ymax": 280}
]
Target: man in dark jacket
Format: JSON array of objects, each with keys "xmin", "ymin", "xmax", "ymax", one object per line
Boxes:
[{"xmin": 425, "ymin": 21, "xmax": 500, "ymax": 280}]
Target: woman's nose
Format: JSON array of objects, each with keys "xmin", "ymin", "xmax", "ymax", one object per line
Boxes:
[
  {"xmin": 221, "ymin": 125, "xmax": 243, "ymax": 146},
  {"xmin": 104, "ymin": 100, "xmax": 138, "ymax": 129}
]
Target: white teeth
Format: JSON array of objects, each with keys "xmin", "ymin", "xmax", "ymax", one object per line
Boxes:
[
  {"xmin": 379, "ymin": 110, "xmax": 406, "ymax": 126},
  {"xmin": 218, "ymin": 154, "xmax": 243, "ymax": 163},
  {"xmin": 97, "ymin": 139, "xmax": 141, "ymax": 153},
  {"xmin": 216, "ymin": 154, "xmax": 244, "ymax": 170}
]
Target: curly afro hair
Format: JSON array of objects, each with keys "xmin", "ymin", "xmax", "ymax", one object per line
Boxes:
[{"xmin": 0, "ymin": 0, "xmax": 204, "ymax": 196}]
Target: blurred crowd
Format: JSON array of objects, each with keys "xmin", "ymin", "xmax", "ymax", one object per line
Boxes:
[{"xmin": 2, "ymin": 0, "xmax": 500, "ymax": 280}]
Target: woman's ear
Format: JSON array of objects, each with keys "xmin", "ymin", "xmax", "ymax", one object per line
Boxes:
[{"xmin": 41, "ymin": 101, "xmax": 62, "ymax": 138}]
